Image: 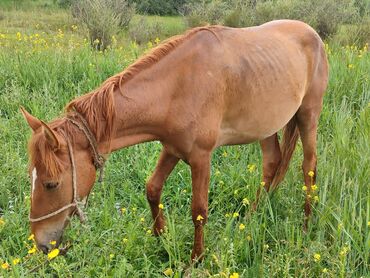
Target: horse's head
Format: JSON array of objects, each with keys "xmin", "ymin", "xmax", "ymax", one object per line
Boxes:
[{"xmin": 21, "ymin": 107, "xmax": 97, "ymax": 254}]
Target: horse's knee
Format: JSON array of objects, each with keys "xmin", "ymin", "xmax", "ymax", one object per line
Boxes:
[
  {"xmin": 146, "ymin": 183, "xmax": 161, "ymax": 203},
  {"xmin": 191, "ymin": 205, "xmax": 208, "ymax": 225},
  {"xmin": 302, "ymin": 152, "xmax": 317, "ymax": 171},
  {"xmin": 263, "ymin": 158, "xmax": 281, "ymax": 180}
]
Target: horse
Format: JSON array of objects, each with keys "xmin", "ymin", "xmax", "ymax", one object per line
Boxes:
[{"xmin": 21, "ymin": 20, "xmax": 328, "ymax": 260}]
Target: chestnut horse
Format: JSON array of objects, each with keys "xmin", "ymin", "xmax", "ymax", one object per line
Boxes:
[{"xmin": 21, "ymin": 20, "xmax": 328, "ymax": 260}]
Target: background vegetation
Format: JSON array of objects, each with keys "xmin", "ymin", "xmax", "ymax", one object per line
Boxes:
[{"xmin": 0, "ymin": 0, "xmax": 369, "ymax": 277}]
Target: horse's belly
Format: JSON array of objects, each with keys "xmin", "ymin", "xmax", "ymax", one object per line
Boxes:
[{"xmin": 217, "ymin": 94, "xmax": 301, "ymax": 146}]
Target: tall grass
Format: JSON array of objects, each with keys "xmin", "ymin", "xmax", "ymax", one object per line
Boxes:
[{"xmin": 0, "ymin": 11, "xmax": 369, "ymax": 277}]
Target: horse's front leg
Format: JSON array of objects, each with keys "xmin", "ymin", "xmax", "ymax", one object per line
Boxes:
[
  {"xmin": 146, "ymin": 148, "xmax": 179, "ymax": 235},
  {"xmin": 189, "ymin": 152, "xmax": 211, "ymax": 261}
]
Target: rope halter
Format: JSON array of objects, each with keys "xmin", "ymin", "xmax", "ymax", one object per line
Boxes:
[{"xmin": 29, "ymin": 110, "xmax": 105, "ymax": 223}]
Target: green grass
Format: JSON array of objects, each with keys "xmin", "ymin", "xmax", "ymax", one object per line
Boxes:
[{"xmin": 0, "ymin": 7, "xmax": 369, "ymax": 278}]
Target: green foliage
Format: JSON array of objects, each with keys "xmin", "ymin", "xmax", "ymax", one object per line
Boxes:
[
  {"xmin": 72, "ymin": 0, "xmax": 135, "ymax": 50},
  {"xmin": 0, "ymin": 8, "xmax": 370, "ymax": 277}
]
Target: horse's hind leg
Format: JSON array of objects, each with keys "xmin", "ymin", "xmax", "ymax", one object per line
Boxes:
[
  {"xmin": 252, "ymin": 133, "xmax": 282, "ymax": 210},
  {"xmin": 146, "ymin": 148, "xmax": 179, "ymax": 235},
  {"xmin": 296, "ymin": 95, "xmax": 323, "ymax": 231}
]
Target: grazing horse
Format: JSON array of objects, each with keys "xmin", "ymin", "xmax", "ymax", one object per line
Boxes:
[{"xmin": 21, "ymin": 20, "xmax": 328, "ymax": 260}]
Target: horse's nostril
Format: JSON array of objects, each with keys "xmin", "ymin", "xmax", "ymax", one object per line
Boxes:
[{"xmin": 38, "ymin": 244, "xmax": 49, "ymax": 254}]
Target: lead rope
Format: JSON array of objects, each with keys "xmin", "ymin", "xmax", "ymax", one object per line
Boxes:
[
  {"xmin": 66, "ymin": 110, "xmax": 106, "ymax": 182},
  {"xmin": 62, "ymin": 131, "xmax": 86, "ymax": 223}
]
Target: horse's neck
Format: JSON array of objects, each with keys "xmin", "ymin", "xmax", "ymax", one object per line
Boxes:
[{"xmin": 98, "ymin": 76, "xmax": 169, "ymax": 153}]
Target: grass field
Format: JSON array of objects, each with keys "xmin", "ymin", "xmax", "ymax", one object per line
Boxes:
[{"xmin": 0, "ymin": 5, "xmax": 369, "ymax": 278}]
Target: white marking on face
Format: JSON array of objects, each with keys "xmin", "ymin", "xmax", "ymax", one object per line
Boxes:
[{"xmin": 31, "ymin": 167, "xmax": 37, "ymax": 196}]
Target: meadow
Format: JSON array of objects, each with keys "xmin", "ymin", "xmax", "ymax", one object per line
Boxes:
[{"xmin": 0, "ymin": 4, "xmax": 369, "ymax": 278}]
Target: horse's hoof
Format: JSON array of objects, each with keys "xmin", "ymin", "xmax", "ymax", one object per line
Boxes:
[
  {"xmin": 153, "ymin": 223, "xmax": 166, "ymax": 236},
  {"xmin": 191, "ymin": 250, "xmax": 204, "ymax": 263}
]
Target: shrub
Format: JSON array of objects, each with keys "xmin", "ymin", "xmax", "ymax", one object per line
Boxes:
[
  {"xmin": 333, "ymin": 19, "xmax": 370, "ymax": 46},
  {"xmin": 72, "ymin": 0, "xmax": 135, "ymax": 50},
  {"xmin": 128, "ymin": 16, "xmax": 163, "ymax": 44},
  {"xmin": 184, "ymin": 0, "xmax": 230, "ymax": 28},
  {"xmin": 131, "ymin": 0, "xmax": 188, "ymax": 15},
  {"xmin": 55, "ymin": 0, "xmax": 73, "ymax": 8},
  {"xmin": 224, "ymin": 0, "xmax": 360, "ymax": 39}
]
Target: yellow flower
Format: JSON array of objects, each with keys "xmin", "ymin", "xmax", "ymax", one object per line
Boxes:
[
  {"xmin": 196, "ymin": 215, "xmax": 204, "ymax": 221},
  {"xmin": 367, "ymin": 221, "xmax": 370, "ymax": 226},
  {"xmin": 233, "ymin": 212, "xmax": 239, "ymax": 218},
  {"xmin": 140, "ymin": 217, "xmax": 145, "ymax": 222},
  {"xmin": 215, "ymin": 169, "xmax": 221, "ymax": 176},
  {"xmin": 1, "ymin": 262, "xmax": 10, "ymax": 270},
  {"xmin": 308, "ymin": 171, "xmax": 315, "ymax": 177},
  {"xmin": 12, "ymin": 258, "xmax": 20, "ymax": 265},
  {"xmin": 260, "ymin": 181, "xmax": 266, "ymax": 187},
  {"xmin": 264, "ymin": 244, "xmax": 269, "ymax": 249},
  {"xmin": 146, "ymin": 229, "xmax": 152, "ymax": 235},
  {"xmin": 0, "ymin": 218, "xmax": 5, "ymax": 225},
  {"xmin": 311, "ymin": 184, "xmax": 318, "ymax": 191},
  {"xmin": 225, "ymin": 213, "xmax": 230, "ymax": 218},
  {"xmin": 339, "ymin": 246, "xmax": 349, "ymax": 257},
  {"xmin": 47, "ymin": 248, "xmax": 59, "ymax": 260},
  {"xmin": 155, "ymin": 37, "xmax": 160, "ymax": 44},
  {"xmin": 247, "ymin": 164, "xmax": 256, "ymax": 173},
  {"xmin": 163, "ymin": 268, "xmax": 174, "ymax": 276},
  {"xmin": 314, "ymin": 253, "xmax": 321, "ymax": 262},
  {"xmin": 322, "ymin": 268, "xmax": 328, "ymax": 273},
  {"xmin": 302, "ymin": 185, "xmax": 308, "ymax": 191},
  {"xmin": 222, "ymin": 151, "xmax": 228, "ymax": 157},
  {"xmin": 158, "ymin": 203, "xmax": 164, "ymax": 209},
  {"xmin": 123, "ymin": 237, "xmax": 128, "ymax": 243},
  {"xmin": 348, "ymin": 64, "xmax": 354, "ymax": 69},
  {"xmin": 246, "ymin": 235, "xmax": 252, "ymax": 241},
  {"xmin": 50, "ymin": 240, "xmax": 56, "ymax": 246},
  {"xmin": 242, "ymin": 198, "xmax": 250, "ymax": 205},
  {"xmin": 109, "ymin": 253, "xmax": 114, "ymax": 259},
  {"xmin": 121, "ymin": 208, "xmax": 126, "ymax": 213},
  {"xmin": 239, "ymin": 223, "xmax": 246, "ymax": 230},
  {"xmin": 28, "ymin": 245, "xmax": 37, "ymax": 254},
  {"xmin": 314, "ymin": 196, "xmax": 319, "ymax": 202},
  {"xmin": 230, "ymin": 273, "xmax": 239, "ymax": 278},
  {"xmin": 28, "ymin": 234, "xmax": 35, "ymax": 241}
]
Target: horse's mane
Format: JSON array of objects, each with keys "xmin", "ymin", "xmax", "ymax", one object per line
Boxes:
[{"xmin": 29, "ymin": 26, "xmax": 220, "ymax": 177}]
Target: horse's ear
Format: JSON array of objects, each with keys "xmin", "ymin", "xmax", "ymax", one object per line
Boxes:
[
  {"xmin": 20, "ymin": 106, "xmax": 42, "ymax": 132},
  {"xmin": 40, "ymin": 120, "xmax": 60, "ymax": 150}
]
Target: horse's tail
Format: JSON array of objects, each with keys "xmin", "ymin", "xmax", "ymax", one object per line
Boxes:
[{"xmin": 271, "ymin": 116, "xmax": 299, "ymax": 189}]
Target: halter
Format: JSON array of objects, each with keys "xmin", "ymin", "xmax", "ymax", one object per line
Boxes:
[{"xmin": 29, "ymin": 110, "xmax": 106, "ymax": 223}]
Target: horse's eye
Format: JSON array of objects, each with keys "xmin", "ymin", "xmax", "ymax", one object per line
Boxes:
[{"xmin": 43, "ymin": 182, "xmax": 59, "ymax": 190}]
